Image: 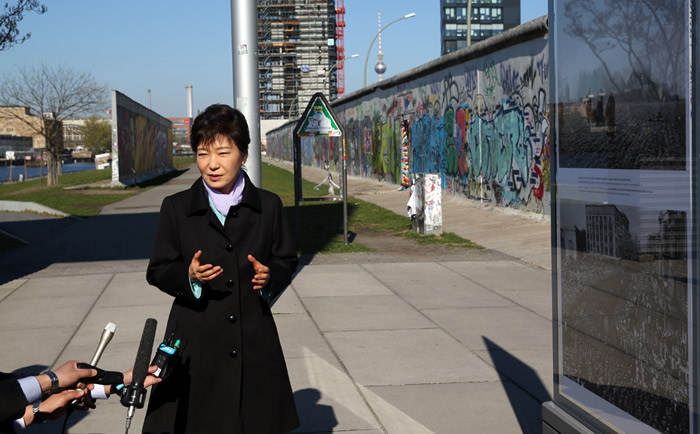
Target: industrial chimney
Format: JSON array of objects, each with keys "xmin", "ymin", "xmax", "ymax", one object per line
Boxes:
[{"xmin": 186, "ymin": 85, "xmax": 193, "ymax": 119}]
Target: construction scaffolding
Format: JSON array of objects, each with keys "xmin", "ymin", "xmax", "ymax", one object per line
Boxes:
[{"xmin": 257, "ymin": 0, "xmax": 340, "ymax": 120}]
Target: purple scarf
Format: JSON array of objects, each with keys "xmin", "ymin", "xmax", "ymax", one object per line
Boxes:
[{"xmin": 202, "ymin": 173, "xmax": 245, "ymax": 216}]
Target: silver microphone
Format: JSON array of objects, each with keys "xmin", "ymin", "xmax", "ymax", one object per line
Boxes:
[
  {"xmin": 90, "ymin": 322, "xmax": 117, "ymax": 365},
  {"xmin": 70, "ymin": 322, "xmax": 117, "ymax": 406}
]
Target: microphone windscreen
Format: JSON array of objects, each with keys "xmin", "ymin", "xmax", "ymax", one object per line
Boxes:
[{"xmin": 132, "ymin": 318, "xmax": 157, "ymax": 387}]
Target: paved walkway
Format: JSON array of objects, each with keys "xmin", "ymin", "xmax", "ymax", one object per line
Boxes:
[{"xmin": 0, "ymin": 161, "xmax": 553, "ymax": 433}]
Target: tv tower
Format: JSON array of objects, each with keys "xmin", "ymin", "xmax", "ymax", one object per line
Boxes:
[{"xmin": 374, "ymin": 10, "xmax": 386, "ymax": 81}]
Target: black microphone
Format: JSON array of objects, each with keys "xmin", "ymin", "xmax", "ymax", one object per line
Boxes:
[{"xmin": 121, "ymin": 318, "xmax": 157, "ymax": 433}]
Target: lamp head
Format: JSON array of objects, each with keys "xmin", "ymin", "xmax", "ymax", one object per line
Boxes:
[{"xmin": 404, "ymin": 13, "xmax": 416, "ymax": 18}]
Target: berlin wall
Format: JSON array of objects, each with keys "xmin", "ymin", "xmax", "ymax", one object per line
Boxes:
[
  {"xmin": 110, "ymin": 90, "xmax": 173, "ymax": 187},
  {"xmin": 267, "ymin": 16, "xmax": 549, "ymax": 215}
]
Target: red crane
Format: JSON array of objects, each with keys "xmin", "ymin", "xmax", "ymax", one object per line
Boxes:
[{"xmin": 335, "ymin": 0, "xmax": 346, "ymax": 97}]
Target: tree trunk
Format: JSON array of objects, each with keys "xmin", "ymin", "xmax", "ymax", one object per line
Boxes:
[{"xmin": 46, "ymin": 152, "xmax": 58, "ymax": 186}]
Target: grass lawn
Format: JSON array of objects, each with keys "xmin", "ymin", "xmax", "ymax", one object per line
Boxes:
[{"xmin": 260, "ymin": 162, "xmax": 479, "ymax": 254}]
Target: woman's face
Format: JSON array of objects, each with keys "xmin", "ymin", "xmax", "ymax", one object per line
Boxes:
[{"xmin": 196, "ymin": 136, "xmax": 247, "ymax": 194}]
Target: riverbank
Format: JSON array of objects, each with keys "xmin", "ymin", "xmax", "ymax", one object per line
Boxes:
[{"xmin": 0, "ymin": 162, "xmax": 100, "ymax": 184}]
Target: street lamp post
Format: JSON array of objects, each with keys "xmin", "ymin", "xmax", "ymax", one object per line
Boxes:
[
  {"xmin": 323, "ymin": 54, "xmax": 359, "ymax": 98},
  {"xmin": 289, "ymin": 54, "xmax": 360, "ymax": 118},
  {"xmin": 363, "ymin": 13, "xmax": 416, "ymax": 87}
]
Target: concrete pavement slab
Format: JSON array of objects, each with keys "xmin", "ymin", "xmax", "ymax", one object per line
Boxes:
[
  {"xmin": 496, "ymin": 287, "xmax": 553, "ymax": 319},
  {"xmin": 0, "ymin": 295, "xmax": 97, "ymax": 330},
  {"xmin": 475, "ymin": 347, "xmax": 554, "ymax": 403},
  {"xmin": 6, "ymin": 273, "xmax": 112, "ymax": 300},
  {"xmin": 442, "ymin": 261, "xmax": 550, "ymax": 293},
  {"xmin": 81, "ymin": 304, "xmax": 172, "ymax": 345},
  {"xmin": 93, "ymin": 271, "xmax": 171, "ymax": 309},
  {"xmin": 28, "ymin": 396, "xmax": 150, "ymax": 434},
  {"xmin": 292, "ymin": 264, "xmax": 394, "ymax": 297},
  {"xmin": 423, "ymin": 306, "xmax": 552, "ymax": 352},
  {"xmin": 364, "ymin": 381, "xmax": 542, "ymax": 434},
  {"xmin": 55, "ymin": 340, "xmax": 149, "ymax": 377},
  {"xmin": 0, "ymin": 326, "xmax": 74, "ymax": 372},
  {"xmin": 302, "ymin": 295, "xmax": 436, "ymax": 332},
  {"xmin": 325, "ymin": 329, "xmax": 499, "ymax": 386},
  {"xmin": 23, "ymin": 259, "xmax": 150, "ymax": 279},
  {"xmin": 286, "ymin": 351, "xmax": 380, "ymax": 433},
  {"xmin": 0, "ymin": 278, "xmax": 25, "ymax": 301},
  {"xmin": 362, "ymin": 262, "xmax": 515, "ymax": 310},
  {"xmin": 271, "ymin": 286, "xmax": 307, "ymax": 314},
  {"xmin": 274, "ymin": 312, "xmax": 337, "ymax": 360}
]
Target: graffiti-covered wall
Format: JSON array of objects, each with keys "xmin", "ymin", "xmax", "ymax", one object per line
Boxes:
[
  {"xmin": 111, "ymin": 90, "xmax": 173, "ymax": 186},
  {"xmin": 268, "ymin": 17, "xmax": 550, "ymax": 214}
]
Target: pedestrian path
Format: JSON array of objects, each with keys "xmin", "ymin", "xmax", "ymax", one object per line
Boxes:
[{"xmin": 0, "ymin": 161, "xmax": 553, "ymax": 433}]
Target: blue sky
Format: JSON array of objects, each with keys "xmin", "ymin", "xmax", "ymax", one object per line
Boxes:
[{"xmin": 0, "ymin": 0, "xmax": 547, "ymax": 118}]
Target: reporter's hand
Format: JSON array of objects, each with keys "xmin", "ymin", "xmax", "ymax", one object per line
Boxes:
[
  {"xmin": 52, "ymin": 360, "xmax": 97, "ymax": 389},
  {"xmin": 106, "ymin": 365, "xmax": 162, "ymax": 396},
  {"xmin": 24, "ymin": 387, "xmax": 93, "ymax": 427},
  {"xmin": 189, "ymin": 250, "xmax": 222, "ymax": 282}
]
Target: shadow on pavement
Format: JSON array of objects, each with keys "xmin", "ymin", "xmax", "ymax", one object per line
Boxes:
[
  {"xmin": 284, "ymin": 201, "xmax": 359, "ymax": 256},
  {"xmin": 0, "ymin": 212, "xmax": 159, "ymax": 285},
  {"xmin": 482, "ymin": 337, "xmax": 551, "ymax": 434},
  {"xmin": 291, "ymin": 388, "xmax": 338, "ymax": 433}
]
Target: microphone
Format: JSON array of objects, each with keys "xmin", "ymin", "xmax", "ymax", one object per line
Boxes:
[
  {"xmin": 70, "ymin": 322, "xmax": 117, "ymax": 406},
  {"xmin": 90, "ymin": 322, "xmax": 117, "ymax": 365},
  {"xmin": 121, "ymin": 318, "xmax": 157, "ymax": 433}
]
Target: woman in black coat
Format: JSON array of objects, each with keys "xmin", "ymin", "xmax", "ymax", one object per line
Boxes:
[{"xmin": 143, "ymin": 105, "xmax": 299, "ymax": 434}]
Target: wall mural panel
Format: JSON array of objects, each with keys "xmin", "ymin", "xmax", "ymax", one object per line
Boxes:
[
  {"xmin": 111, "ymin": 90, "xmax": 172, "ymax": 186},
  {"xmin": 267, "ymin": 36, "xmax": 549, "ymax": 214}
]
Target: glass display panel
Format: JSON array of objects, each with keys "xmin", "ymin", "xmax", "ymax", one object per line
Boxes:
[{"xmin": 553, "ymin": 0, "xmax": 692, "ymax": 432}]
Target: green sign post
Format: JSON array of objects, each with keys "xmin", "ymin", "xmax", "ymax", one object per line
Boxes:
[{"xmin": 292, "ymin": 93, "xmax": 348, "ymax": 245}]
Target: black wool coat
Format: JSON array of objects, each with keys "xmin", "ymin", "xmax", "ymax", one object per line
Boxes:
[
  {"xmin": 142, "ymin": 174, "xmax": 299, "ymax": 434},
  {"xmin": 0, "ymin": 373, "xmax": 25, "ymax": 432}
]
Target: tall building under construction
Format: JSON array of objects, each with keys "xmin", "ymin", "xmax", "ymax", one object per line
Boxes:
[{"xmin": 257, "ymin": 0, "xmax": 344, "ymax": 119}]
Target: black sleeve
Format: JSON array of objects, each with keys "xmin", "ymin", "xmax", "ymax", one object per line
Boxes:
[
  {"xmin": 146, "ymin": 197, "xmax": 199, "ymax": 302},
  {"xmin": 0, "ymin": 376, "xmax": 27, "ymax": 431},
  {"xmin": 266, "ymin": 194, "xmax": 298, "ymax": 302}
]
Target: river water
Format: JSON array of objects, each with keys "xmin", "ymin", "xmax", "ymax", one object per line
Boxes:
[{"xmin": 0, "ymin": 162, "xmax": 100, "ymax": 183}]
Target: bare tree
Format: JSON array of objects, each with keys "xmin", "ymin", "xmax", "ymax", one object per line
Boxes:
[
  {"xmin": 0, "ymin": 64, "xmax": 109, "ymax": 185},
  {"xmin": 0, "ymin": 0, "xmax": 46, "ymax": 51}
]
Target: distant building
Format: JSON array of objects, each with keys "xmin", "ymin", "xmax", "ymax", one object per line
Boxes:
[
  {"xmin": 257, "ymin": 0, "xmax": 341, "ymax": 119},
  {"xmin": 168, "ymin": 117, "xmax": 193, "ymax": 155},
  {"xmin": 440, "ymin": 0, "xmax": 521, "ymax": 55},
  {"xmin": 63, "ymin": 119, "xmax": 86, "ymax": 148},
  {"xmin": 0, "ymin": 135, "xmax": 33, "ymax": 159},
  {"xmin": 168, "ymin": 117, "xmax": 192, "ymax": 144},
  {"xmin": 0, "ymin": 106, "xmax": 63, "ymax": 150}
]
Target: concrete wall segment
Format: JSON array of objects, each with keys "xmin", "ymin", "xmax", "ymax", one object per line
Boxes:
[{"xmin": 267, "ymin": 16, "xmax": 550, "ymax": 215}]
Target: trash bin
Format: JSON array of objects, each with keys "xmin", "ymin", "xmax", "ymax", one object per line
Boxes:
[{"xmin": 407, "ymin": 173, "xmax": 442, "ymax": 235}]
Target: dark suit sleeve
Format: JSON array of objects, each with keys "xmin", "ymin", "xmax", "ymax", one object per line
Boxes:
[
  {"xmin": 147, "ymin": 197, "xmax": 199, "ymax": 302},
  {"xmin": 266, "ymin": 194, "xmax": 298, "ymax": 301},
  {"xmin": 0, "ymin": 376, "xmax": 27, "ymax": 431}
]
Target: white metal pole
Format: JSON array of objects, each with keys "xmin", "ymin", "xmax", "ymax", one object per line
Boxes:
[{"xmin": 231, "ymin": 0, "xmax": 262, "ymax": 187}]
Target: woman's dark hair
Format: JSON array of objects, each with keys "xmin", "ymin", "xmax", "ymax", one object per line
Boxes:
[{"xmin": 190, "ymin": 104, "xmax": 250, "ymax": 154}]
